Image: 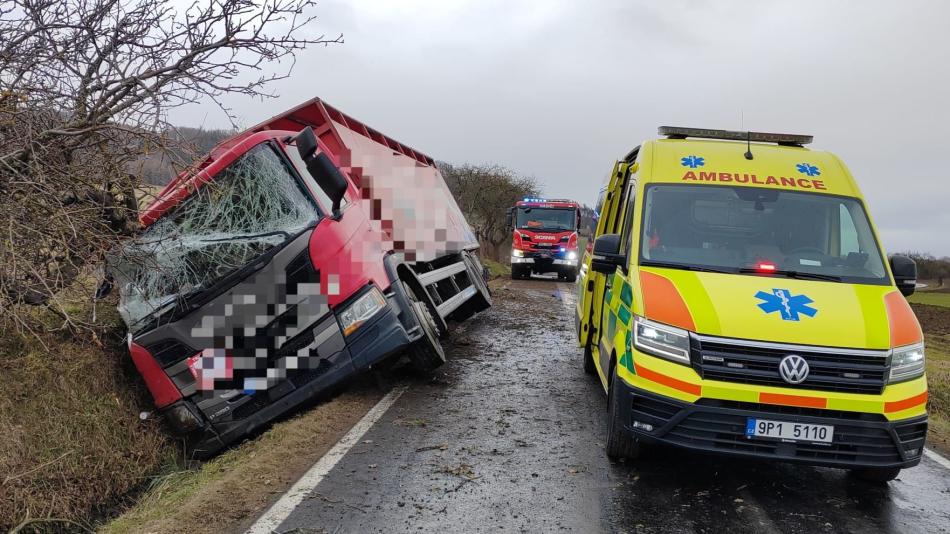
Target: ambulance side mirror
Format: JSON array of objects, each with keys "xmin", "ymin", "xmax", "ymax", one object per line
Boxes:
[
  {"xmin": 505, "ymin": 208, "xmax": 513, "ymax": 231},
  {"xmin": 591, "ymin": 234, "xmax": 625, "ymax": 274},
  {"xmin": 890, "ymin": 255, "xmax": 917, "ymax": 297}
]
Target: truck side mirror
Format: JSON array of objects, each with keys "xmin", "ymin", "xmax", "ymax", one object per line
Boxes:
[
  {"xmin": 591, "ymin": 234, "xmax": 625, "ymax": 274},
  {"xmin": 890, "ymin": 255, "xmax": 917, "ymax": 297},
  {"xmin": 505, "ymin": 208, "xmax": 513, "ymax": 231},
  {"xmin": 295, "ymin": 126, "xmax": 348, "ymax": 220}
]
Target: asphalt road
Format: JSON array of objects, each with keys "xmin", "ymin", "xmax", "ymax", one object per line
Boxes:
[{"xmin": 267, "ymin": 277, "xmax": 950, "ymax": 534}]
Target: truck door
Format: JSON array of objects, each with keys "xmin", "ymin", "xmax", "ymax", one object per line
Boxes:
[{"xmin": 577, "ymin": 158, "xmax": 632, "ymax": 386}]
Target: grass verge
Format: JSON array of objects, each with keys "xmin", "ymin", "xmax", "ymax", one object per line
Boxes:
[
  {"xmin": 481, "ymin": 258, "xmax": 511, "ymax": 279},
  {"xmin": 0, "ymin": 284, "xmax": 176, "ymax": 532},
  {"xmin": 100, "ymin": 386, "xmax": 382, "ymax": 534}
]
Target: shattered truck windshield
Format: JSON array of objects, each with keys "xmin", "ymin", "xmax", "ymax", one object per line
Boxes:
[{"xmin": 111, "ymin": 143, "xmax": 319, "ymax": 332}]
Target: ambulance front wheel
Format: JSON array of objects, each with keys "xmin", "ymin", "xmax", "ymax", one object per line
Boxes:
[{"xmin": 605, "ymin": 366, "xmax": 641, "ymax": 460}]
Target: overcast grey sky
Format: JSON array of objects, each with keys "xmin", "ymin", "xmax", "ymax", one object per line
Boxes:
[{"xmin": 171, "ymin": 0, "xmax": 950, "ymax": 256}]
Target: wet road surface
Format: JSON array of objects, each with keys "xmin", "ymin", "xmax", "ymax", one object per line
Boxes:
[{"xmin": 270, "ymin": 277, "xmax": 950, "ymax": 533}]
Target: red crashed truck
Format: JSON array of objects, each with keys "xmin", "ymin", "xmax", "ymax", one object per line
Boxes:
[
  {"xmin": 506, "ymin": 198, "xmax": 582, "ymax": 281},
  {"xmin": 108, "ymin": 97, "xmax": 491, "ymax": 457}
]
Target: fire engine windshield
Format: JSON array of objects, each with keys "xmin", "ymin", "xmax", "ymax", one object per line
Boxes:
[
  {"xmin": 516, "ymin": 207, "xmax": 576, "ymax": 231},
  {"xmin": 110, "ymin": 143, "xmax": 319, "ymax": 332},
  {"xmin": 639, "ymin": 184, "xmax": 889, "ymax": 285}
]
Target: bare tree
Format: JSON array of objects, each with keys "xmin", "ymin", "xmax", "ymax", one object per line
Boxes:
[
  {"xmin": 0, "ymin": 0, "xmax": 339, "ymax": 328},
  {"xmin": 439, "ymin": 162, "xmax": 541, "ymax": 260}
]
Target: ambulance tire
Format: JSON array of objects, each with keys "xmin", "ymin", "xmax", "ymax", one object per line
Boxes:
[
  {"xmin": 606, "ymin": 365, "xmax": 641, "ymax": 460},
  {"xmin": 850, "ymin": 466, "xmax": 901, "ymax": 483},
  {"xmin": 405, "ymin": 282, "xmax": 447, "ymax": 373},
  {"xmin": 583, "ymin": 343, "xmax": 596, "ymax": 375}
]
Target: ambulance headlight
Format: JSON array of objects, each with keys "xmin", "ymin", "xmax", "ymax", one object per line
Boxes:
[
  {"xmin": 889, "ymin": 342, "xmax": 925, "ymax": 383},
  {"xmin": 512, "ymin": 249, "xmax": 524, "ymax": 257},
  {"xmin": 633, "ymin": 316, "xmax": 691, "ymax": 365},
  {"xmin": 339, "ymin": 287, "xmax": 387, "ymax": 336}
]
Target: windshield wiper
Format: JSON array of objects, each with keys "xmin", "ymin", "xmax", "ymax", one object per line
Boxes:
[
  {"xmin": 640, "ymin": 260, "xmax": 733, "ymax": 274},
  {"xmin": 738, "ymin": 268, "xmax": 842, "ymax": 283}
]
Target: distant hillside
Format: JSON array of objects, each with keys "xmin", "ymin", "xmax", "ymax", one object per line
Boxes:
[{"xmin": 132, "ymin": 127, "xmax": 233, "ymax": 185}]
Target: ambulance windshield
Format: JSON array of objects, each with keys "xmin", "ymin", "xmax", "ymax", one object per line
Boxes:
[
  {"xmin": 639, "ymin": 184, "xmax": 889, "ymax": 284},
  {"xmin": 516, "ymin": 207, "xmax": 576, "ymax": 231}
]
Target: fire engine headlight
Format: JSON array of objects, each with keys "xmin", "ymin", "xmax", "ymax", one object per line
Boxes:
[
  {"xmin": 633, "ymin": 315, "xmax": 691, "ymax": 365},
  {"xmin": 339, "ymin": 287, "xmax": 387, "ymax": 336},
  {"xmin": 567, "ymin": 251, "xmax": 577, "ymax": 260},
  {"xmin": 512, "ymin": 249, "xmax": 524, "ymax": 257},
  {"xmin": 889, "ymin": 342, "xmax": 925, "ymax": 383}
]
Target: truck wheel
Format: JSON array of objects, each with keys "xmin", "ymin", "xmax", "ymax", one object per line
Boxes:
[
  {"xmin": 462, "ymin": 251, "xmax": 492, "ymax": 312},
  {"xmin": 850, "ymin": 467, "xmax": 901, "ymax": 483},
  {"xmin": 583, "ymin": 343, "xmax": 596, "ymax": 375},
  {"xmin": 564, "ymin": 269, "xmax": 577, "ymax": 283},
  {"xmin": 404, "ymin": 282, "xmax": 446, "ymax": 372},
  {"xmin": 510, "ymin": 266, "xmax": 521, "ymax": 280},
  {"xmin": 605, "ymin": 366, "xmax": 640, "ymax": 460}
]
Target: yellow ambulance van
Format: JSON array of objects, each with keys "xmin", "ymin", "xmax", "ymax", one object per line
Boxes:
[{"xmin": 576, "ymin": 127, "xmax": 926, "ymax": 482}]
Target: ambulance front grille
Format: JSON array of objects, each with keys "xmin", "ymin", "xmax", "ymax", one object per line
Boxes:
[{"xmin": 692, "ymin": 336, "xmax": 890, "ymax": 395}]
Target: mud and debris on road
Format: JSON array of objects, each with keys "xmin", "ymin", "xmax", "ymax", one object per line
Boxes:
[{"xmin": 253, "ymin": 276, "xmax": 950, "ymax": 534}]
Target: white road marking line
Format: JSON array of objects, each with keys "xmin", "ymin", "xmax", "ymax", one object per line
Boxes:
[
  {"xmin": 246, "ymin": 385, "xmax": 409, "ymax": 534},
  {"xmin": 924, "ymin": 447, "xmax": 950, "ymax": 471}
]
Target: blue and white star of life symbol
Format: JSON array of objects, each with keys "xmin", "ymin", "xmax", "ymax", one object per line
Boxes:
[
  {"xmin": 681, "ymin": 155, "xmax": 705, "ymax": 168},
  {"xmin": 755, "ymin": 289, "xmax": 817, "ymax": 321},
  {"xmin": 796, "ymin": 163, "xmax": 820, "ymax": 176}
]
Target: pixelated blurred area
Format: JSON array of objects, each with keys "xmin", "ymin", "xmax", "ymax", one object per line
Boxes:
[{"xmin": 335, "ymin": 124, "xmax": 478, "ymax": 263}]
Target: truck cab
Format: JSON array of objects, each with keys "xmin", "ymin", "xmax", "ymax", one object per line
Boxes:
[
  {"xmin": 576, "ymin": 127, "xmax": 927, "ymax": 482},
  {"xmin": 506, "ymin": 198, "xmax": 581, "ymax": 281},
  {"xmin": 110, "ymin": 98, "xmax": 491, "ymax": 457}
]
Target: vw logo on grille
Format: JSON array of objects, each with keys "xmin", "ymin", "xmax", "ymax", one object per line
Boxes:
[{"xmin": 779, "ymin": 354, "xmax": 810, "ymax": 384}]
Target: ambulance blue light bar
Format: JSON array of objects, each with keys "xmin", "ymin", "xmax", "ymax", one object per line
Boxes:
[{"xmin": 659, "ymin": 126, "xmax": 813, "ymax": 146}]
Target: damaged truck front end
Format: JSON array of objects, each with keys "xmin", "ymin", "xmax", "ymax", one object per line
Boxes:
[{"xmin": 111, "ymin": 99, "xmax": 490, "ymax": 457}]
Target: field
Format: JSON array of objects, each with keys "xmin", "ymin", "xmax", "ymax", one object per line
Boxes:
[
  {"xmin": 909, "ymin": 291, "xmax": 950, "ymax": 308},
  {"xmin": 909, "ymin": 302, "xmax": 950, "ymax": 454}
]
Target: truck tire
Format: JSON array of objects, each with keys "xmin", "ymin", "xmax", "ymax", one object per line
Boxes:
[
  {"xmin": 463, "ymin": 251, "xmax": 492, "ymax": 312},
  {"xmin": 511, "ymin": 265, "xmax": 522, "ymax": 280},
  {"xmin": 451, "ymin": 252, "xmax": 492, "ymax": 321},
  {"xmin": 605, "ymin": 365, "xmax": 640, "ymax": 460},
  {"xmin": 563, "ymin": 269, "xmax": 577, "ymax": 283},
  {"xmin": 850, "ymin": 467, "xmax": 901, "ymax": 483},
  {"xmin": 404, "ymin": 281, "xmax": 447, "ymax": 372}
]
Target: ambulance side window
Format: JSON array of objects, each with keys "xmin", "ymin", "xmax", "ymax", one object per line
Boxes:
[{"xmin": 838, "ymin": 204, "xmax": 860, "ymax": 255}]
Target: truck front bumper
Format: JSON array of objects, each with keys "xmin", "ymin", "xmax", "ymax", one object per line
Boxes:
[
  {"xmin": 616, "ymin": 380, "xmax": 928, "ymax": 470},
  {"xmin": 166, "ymin": 301, "xmax": 412, "ymax": 458}
]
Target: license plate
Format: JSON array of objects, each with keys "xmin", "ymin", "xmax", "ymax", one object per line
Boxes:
[{"xmin": 746, "ymin": 418, "xmax": 834, "ymax": 444}]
